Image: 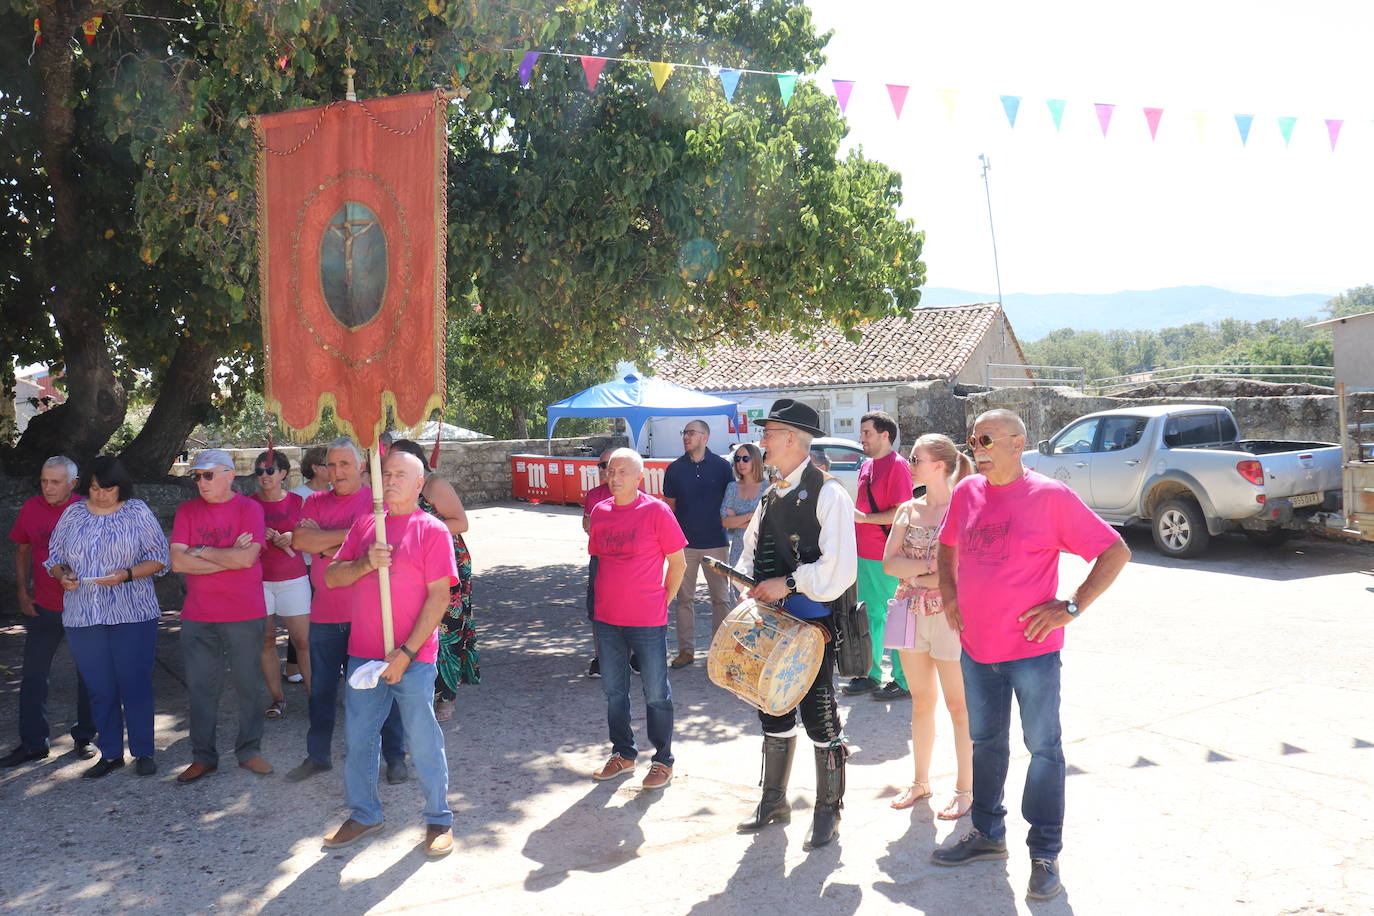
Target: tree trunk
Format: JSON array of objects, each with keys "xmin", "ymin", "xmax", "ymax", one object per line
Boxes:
[
  {"xmin": 120, "ymin": 338, "xmax": 220, "ymax": 480},
  {"xmin": 511, "ymin": 402, "xmax": 529, "ymax": 439},
  {"xmin": 9, "ymin": 0, "xmax": 126, "ymax": 475}
]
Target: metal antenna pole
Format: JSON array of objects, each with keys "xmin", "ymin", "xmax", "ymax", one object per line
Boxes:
[{"xmin": 979, "ymin": 153, "xmax": 1004, "ymax": 307}]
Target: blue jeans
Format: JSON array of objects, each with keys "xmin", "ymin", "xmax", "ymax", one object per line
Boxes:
[
  {"xmin": 961, "ymin": 650, "xmax": 1065, "ymax": 860},
  {"xmin": 307, "ymin": 623, "xmax": 403, "ymax": 766},
  {"xmin": 594, "ymin": 621, "xmax": 673, "ymax": 766},
  {"xmin": 18, "ymin": 605, "xmax": 95, "ymax": 751},
  {"xmin": 344, "ymin": 657, "xmax": 451, "ymax": 827},
  {"xmin": 65, "ymin": 620, "xmax": 157, "ymax": 760}
]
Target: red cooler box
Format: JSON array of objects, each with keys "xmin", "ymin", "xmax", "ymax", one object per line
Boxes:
[{"xmin": 511, "ymin": 454, "xmax": 566, "ymax": 504}]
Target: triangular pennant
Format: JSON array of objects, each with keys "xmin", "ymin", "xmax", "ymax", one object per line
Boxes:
[
  {"xmin": 1046, "ymin": 99, "xmax": 1066, "ymax": 132},
  {"xmin": 1094, "ymin": 102, "xmax": 1114, "ymax": 137},
  {"xmin": 832, "ymin": 79, "xmax": 855, "ymax": 113},
  {"xmin": 1277, "ymin": 115, "xmax": 1297, "ymax": 146},
  {"xmin": 1143, "ymin": 107, "xmax": 1164, "ymax": 140},
  {"xmin": 1235, "ymin": 114, "xmax": 1254, "ymax": 145},
  {"xmin": 776, "ymin": 73, "xmax": 797, "ymax": 107},
  {"xmin": 519, "ymin": 50, "xmax": 539, "ymax": 87},
  {"xmin": 1000, "ymin": 94, "xmax": 1021, "ymax": 128},
  {"xmin": 1280, "ymin": 742, "xmax": 1307, "ymax": 755},
  {"xmin": 649, "ymin": 61, "xmax": 674, "ymax": 92},
  {"xmin": 1191, "ymin": 112, "xmax": 1208, "ymax": 139},
  {"xmin": 886, "ymin": 84, "xmax": 909, "ymax": 119},
  {"xmin": 82, "ymin": 14, "xmax": 102, "ymax": 45},
  {"xmin": 580, "ymin": 56, "xmax": 607, "ymax": 92},
  {"xmin": 1326, "ymin": 118, "xmax": 1344, "ymax": 151},
  {"xmin": 938, "ymin": 89, "xmax": 959, "ymax": 120},
  {"xmin": 718, "ymin": 68, "xmax": 741, "ymax": 102}
]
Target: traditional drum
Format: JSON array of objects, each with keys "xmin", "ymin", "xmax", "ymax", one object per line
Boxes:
[{"xmin": 707, "ymin": 598, "xmax": 825, "ymax": 716}]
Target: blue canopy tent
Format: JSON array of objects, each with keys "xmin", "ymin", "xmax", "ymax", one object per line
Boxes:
[{"xmin": 545, "ymin": 374, "xmax": 738, "ymax": 452}]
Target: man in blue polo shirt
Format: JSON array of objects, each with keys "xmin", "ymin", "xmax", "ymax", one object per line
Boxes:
[{"xmin": 662, "ymin": 419, "xmax": 733, "ymax": 668}]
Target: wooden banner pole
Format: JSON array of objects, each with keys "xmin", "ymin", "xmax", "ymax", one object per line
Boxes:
[{"xmin": 369, "ymin": 445, "xmax": 396, "ymax": 653}]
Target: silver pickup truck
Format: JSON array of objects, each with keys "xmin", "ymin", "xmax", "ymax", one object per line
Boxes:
[{"xmin": 1021, "ymin": 405, "xmax": 1342, "ymax": 558}]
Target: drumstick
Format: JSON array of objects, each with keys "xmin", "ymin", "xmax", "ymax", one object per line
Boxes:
[{"xmin": 703, "ymin": 556, "xmax": 757, "ymax": 590}]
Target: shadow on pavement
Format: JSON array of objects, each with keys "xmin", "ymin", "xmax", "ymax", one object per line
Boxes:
[
  {"xmin": 1117, "ymin": 525, "xmax": 1370, "ymax": 581},
  {"xmin": 520, "ymin": 779, "xmax": 667, "ymax": 890}
]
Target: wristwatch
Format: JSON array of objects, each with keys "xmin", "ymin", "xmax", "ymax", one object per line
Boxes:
[
  {"xmin": 1063, "ymin": 598, "xmax": 1081, "ymax": 617},
  {"xmin": 784, "ymin": 575, "xmax": 797, "ymax": 594}
]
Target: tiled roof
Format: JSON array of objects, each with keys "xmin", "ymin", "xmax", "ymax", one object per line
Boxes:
[{"xmin": 652, "ymin": 303, "xmax": 1017, "ymax": 391}]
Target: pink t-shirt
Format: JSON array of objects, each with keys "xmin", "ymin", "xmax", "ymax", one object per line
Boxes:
[
  {"xmin": 588, "ymin": 492, "xmax": 687, "ymax": 627},
  {"xmin": 856, "ymin": 450, "xmax": 915, "ymax": 560},
  {"xmin": 251, "ymin": 492, "xmax": 307, "ymax": 583},
  {"xmin": 938, "ymin": 469, "xmax": 1120, "ymax": 664},
  {"xmin": 8, "ymin": 494, "xmax": 79, "ymax": 610},
  {"xmin": 333, "ymin": 510, "xmax": 458, "ymax": 662},
  {"xmin": 171, "ymin": 493, "xmax": 267, "ymax": 622},
  {"xmin": 300, "ymin": 486, "xmax": 374, "ymax": 624},
  {"xmin": 582, "ymin": 483, "xmax": 612, "ymax": 517}
]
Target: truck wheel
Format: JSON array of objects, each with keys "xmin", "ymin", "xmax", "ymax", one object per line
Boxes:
[
  {"xmin": 1244, "ymin": 529, "xmax": 1292, "ymax": 548},
  {"xmin": 1152, "ymin": 498, "xmax": 1211, "ymax": 558}
]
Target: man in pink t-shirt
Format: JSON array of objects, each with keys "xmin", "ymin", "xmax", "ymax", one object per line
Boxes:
[
  {"xmin": 930, "ymin": 410, "xmax": 1130, "ymax": 902},
  {"xmin": 847, "ymin": 410, "xmax": 916, "ymax": 700},
  {"xmin": 586, "ymin": 448, "xmax": 686, "ymax": 791},
  {"xmin": 286, "ymin": 438, "xmax": 404, "ymax": 784},
  {"xmin": 169, "ymin": 449, "xmax": 271, "ymax": 782},
  {"xmin": 2, "ymin": 456, "xmax": 96, "ymax": 767},
  {"xmin": 581, "ymin": 448, "xmax": 616, "ymax": 678},
  {"xmin": 321, "ymin": 449, "xmax": 458, "ymax": 857}
]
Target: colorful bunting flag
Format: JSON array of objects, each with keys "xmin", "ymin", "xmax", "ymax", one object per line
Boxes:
[
  {"xmin": 1277, "ymin": 115, "xmax": 1297, "ymax": 146},
  {"xmin": 519, "ymin": 51, "xmax": 539, "ymax": 87},
  {"xmin": 649, "ymin": 61, "xmax": 674, "ymax": 92},
  {"xmin": 1235, "ymin": 114, "xmax": 1254, "ymax": 145},
  {"xmin": 718, "ymin": 68, "xmax": 741, "ymax": 102},
  {"xmin": 1143, "ymin": 107, "xmax": 1164, "ymax": 141},
  {"xmin": 938, "ymin": 89, "xmax": 959, "ymax": 120},
  {"xmin": 1191, "ymin": 112, "xmax": 1209, "ymax": 139},
  {"xmin": 1094, "ymin": 102, "xmax": 1114, "ymax": 137},
  {"xmin": 580, "ymin": 56, "xmax": 607, "ymax": 92},
  {"xmin": 81, "ymin": 15, "xmax": 102, "ymax": 45},
  {"xmin": 886, "ymin": 84, "xmax": 909, "ymax": 119},
  {"xmin": 1000, "ymin": 95, "xmax": 1021, "ymax": 128},
  {"xmin": 832, "ymin": 79, "xmax": 855, "ymax": 113},
  {"xmin": 1046, "ymin": 99, "xmax": 1066, "ymax": 132},
  {"xmin": 1326, "ymin": 118, "xmax": 1343, "ymax": 151},
  {"xmin": 776, "ymin": 73, "xmax": 797, "ymax": 107}
]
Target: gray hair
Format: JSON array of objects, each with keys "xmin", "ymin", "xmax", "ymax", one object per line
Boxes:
[
  {"xmin": 326, "ymin": 436, "xmax": 364, "ymax": 464},
  {"xmin": 974, "ymin": 409, "xmax": 1027, "ymax": 439},
  {"xmin": 42, "ymin": 455, "xmax": 78, "ymax": 481},
  {"xmin": 607, "ymin": 447, "xmax": 644, "ymax": 473}
]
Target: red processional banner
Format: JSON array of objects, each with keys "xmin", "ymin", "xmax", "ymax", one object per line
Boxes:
[{"xmin": 254, "ymin": 90, "xmax": 448, "ymax": 449}]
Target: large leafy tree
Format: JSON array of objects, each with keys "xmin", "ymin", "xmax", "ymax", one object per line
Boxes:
[{"xmin": 2, "ymin": 0, "xmax": 924, "ymax": 477}]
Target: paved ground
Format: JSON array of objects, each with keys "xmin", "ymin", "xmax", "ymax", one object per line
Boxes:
[{"xmin": 0, "ymin": 502, "xmax": 1371, "ymax": 915}]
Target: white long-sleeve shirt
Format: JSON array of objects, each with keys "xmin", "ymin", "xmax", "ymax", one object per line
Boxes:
[{"xmin": 736, "ymin": 459, "xmax": 858, "ymax": 602}]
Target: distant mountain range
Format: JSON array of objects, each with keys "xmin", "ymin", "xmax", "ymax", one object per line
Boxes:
[{"xmin": 918, "ymin": 286, "xmax": 1336, "ymax": 342}]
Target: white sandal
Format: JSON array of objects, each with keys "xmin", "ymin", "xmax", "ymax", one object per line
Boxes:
[
  {"xmin": 891, "ymin": 781, "xmax": 932, "ymax": 810},
  {"xmin": 937, "ymin": 789, "xmax": 973, "ymax": 820}
]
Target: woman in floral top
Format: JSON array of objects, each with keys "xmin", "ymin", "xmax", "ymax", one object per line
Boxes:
[{"xmin": 881, "ymin": 434, "xmax": 975, "ymax": 818}]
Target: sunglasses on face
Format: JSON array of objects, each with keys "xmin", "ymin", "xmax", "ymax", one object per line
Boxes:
[
  {"xmin": 967, "ymin": 433, "xmax": 1020, "ymax": 450},
  {"xmin": 597, "ymin": 461, "xmax": 609, "ymax": 469},
  {"xmin": 680, "ymin": 429, "xmax": 703, "ymax": 437},
  {"xmin": 254, "ymin": 467, "xmax": 278, "ymax": 476},
  {"xmin": 190, "ymin": 471, "xmax": 219, "ymax": 482},
  {"xmin": 733, "ymin": 454, "xmax": 751, "ymax": 463}
]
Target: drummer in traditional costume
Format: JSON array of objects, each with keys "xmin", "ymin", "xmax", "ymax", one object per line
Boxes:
[{"xmin": 734, "ymin": 399, "xmax": 858, "ymax": 849}]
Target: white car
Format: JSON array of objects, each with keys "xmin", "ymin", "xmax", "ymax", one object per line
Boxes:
[{"xmin": 808, "ymin": 436, "xmax": 868, "ymax": 500}]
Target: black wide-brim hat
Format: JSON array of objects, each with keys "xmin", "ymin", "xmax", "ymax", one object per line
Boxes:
[{"xmin": 764, "ymin": 398, "xmax": 824, "ymax": 437}]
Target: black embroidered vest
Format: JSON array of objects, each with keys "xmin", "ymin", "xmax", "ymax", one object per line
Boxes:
[{"xmin": 753, "ymin": 462, "xmax": 828, "ymax": 582}]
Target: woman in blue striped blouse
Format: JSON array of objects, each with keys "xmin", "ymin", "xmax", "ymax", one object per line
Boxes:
[{"xmin": 46, "ymin": 456, "xmax": 169, "ymax": 779}]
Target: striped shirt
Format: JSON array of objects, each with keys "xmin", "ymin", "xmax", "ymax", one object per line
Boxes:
[{"xmin": 45, "ymin": 498, "xmax": 170, "ymax": 628}]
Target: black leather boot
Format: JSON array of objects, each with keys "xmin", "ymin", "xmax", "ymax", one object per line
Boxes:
[
  {"xmin": 738, "ymin": 735, "xmax": 796, "ymax": 831},
  {"xmin": 806, "ymin": 743, "xmax": 847, "ymax": 849}
]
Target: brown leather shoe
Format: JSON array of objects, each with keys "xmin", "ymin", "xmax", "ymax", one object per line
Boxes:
[
  {"xmin": 642, "ymin": 762, "xmax": 673, "ymax": 790},
  {"xmin": 323, "ymin": 818, "xmax": 384, "ymax": 849},
  {"xmin": 424, "ymin": 825, "xmax": 454, "ymax": 858},
  {"xmin": 669, "ymin": 650, "xmax": 695, "ymax": 669},
  {"xmin": 238, "ymin": 756, "xmax": 273, "ymax": 775},
  {"xmin": 176, "ymin": 762, "xmax": 217, "ymax": 783},
  {"xmin": 592, "ymin": 754, "xmax": 636, "ymax": 781}
]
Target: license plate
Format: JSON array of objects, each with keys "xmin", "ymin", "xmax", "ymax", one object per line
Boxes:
[{"xmin": 1290, "ymin": 492, "xmax": 1321, "ymax": 508}]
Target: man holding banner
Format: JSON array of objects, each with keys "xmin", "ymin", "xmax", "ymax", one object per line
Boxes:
[{"xmin": 322, "ymin": 449, "xmax": 457, "ymax": 856}]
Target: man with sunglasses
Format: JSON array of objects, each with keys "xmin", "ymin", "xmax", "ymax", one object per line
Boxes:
[
  {"xmin": 931, "ymin": 409, "xmax": 1131, "ymax": 900},
  {"xmin": 662, "ymin": 420, "xmax": 733, "ymax": 668},
  {"xmin": 170, "ymin": 449, "xmax": 273, "ymax": 781}
]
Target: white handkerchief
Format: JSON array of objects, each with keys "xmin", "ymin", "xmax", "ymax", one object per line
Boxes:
[{"xmin": 348, "ymin": 660, "xmax": 389, "ymax": 690}]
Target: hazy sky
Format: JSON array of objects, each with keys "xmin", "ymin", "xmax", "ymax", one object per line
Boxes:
[{"xmin": 804, "ymin": 0, "xmax": 1374, "ymax": 297}]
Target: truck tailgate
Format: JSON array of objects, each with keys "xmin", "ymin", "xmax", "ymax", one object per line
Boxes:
[{"xmin": 1259, "ymin": 446, "xmax": 1342, "ymax": 500}]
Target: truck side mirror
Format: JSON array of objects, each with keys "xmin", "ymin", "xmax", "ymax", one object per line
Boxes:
[{"xmin": 1037, "ymin": 440, "xmax": 1051, "ymax": 455}]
